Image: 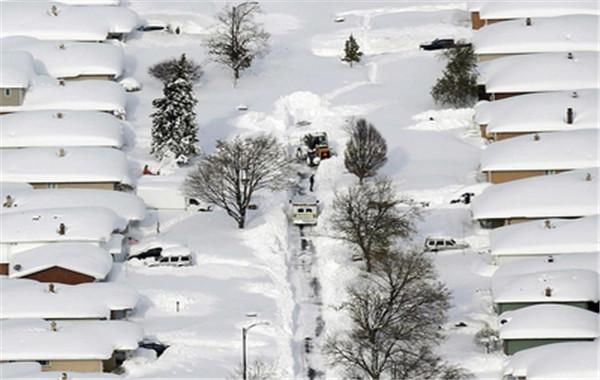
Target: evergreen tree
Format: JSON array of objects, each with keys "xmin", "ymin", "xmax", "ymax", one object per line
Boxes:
[
  {"xmin": 431, "ymin": 43, "xmax": 479, "ymax": 108},
  {"xmin": 148, "ymin": 54, "xmax": 203, "ymax": 85},
  {"xmin": 341, "ymin": 34, "xmax": 363, "ymax": 67},
  {"xmin": 150, "ymin": 77, "xmax": 198, "ymax": 164}
]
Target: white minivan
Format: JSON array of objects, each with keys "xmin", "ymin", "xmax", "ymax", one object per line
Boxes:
[{"xmin": 424, "ymin": 237, "xmax": 469, "ymax": 252}]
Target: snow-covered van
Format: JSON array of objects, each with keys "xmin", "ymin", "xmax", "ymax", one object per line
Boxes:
[{"xmin": 290, "ymin": 195, "xmax": 319, "ymax": 226}]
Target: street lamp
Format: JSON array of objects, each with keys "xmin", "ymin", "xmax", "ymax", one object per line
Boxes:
[{"xmin": 242, "ymin": 317, "xmax": 269, "ymax": 380}]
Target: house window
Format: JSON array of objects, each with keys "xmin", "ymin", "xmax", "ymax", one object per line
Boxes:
[
  {"xmin": 47, "ymin": 183, "xmax": 59, "ymax": 189},
  {"xmin": 545, "ymin": 170, "xmax": 557, "ymax": 175},
  {"xmin": 3, "ymin": 89, "xmax": 11, "ymax": 97}
]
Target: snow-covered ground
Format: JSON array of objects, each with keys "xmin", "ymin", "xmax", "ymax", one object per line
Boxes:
[{"xmin": 96, "ymin": 1, "xmax": 501, "ymax": 378}]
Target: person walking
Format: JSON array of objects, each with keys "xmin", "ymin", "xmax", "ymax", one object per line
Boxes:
[{"xmin": 309, "ymin": 174, "xmax": 315, "ymax": 192}]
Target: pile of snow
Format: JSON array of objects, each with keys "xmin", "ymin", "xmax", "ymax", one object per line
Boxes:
[
  {"xmin": 0, "ymin": 2, "xmax": 140, "ymax": 41},
  {"xmin": 1, "ymin": 36, "xmax": 125, "ymax": 79},
  {"xmin": 0, "ymin": 78, "xmax": 127, "ymax": 115},
  {"xmin": 0, "ymin": 110, "xmax": 125, "ymax": 148},
  {"xmin": 8, "ymin": 243, "xmax": 113, "ymax": 281},
  {"xmin": 0, "ymin": 51, "xmax": 36, "ymax": 88},
  {"xmin": 477, "ymin": 1, "xmax": 600, "ymax": 20},
  {"xmin": 0, "ymin": 147, "xmax": 133, "ymax": 186},
  {"xmin": 0, "ymin": 278, "xmax": 138, "ymax": 320},
  {"xmin": 503, "ymin": 341, "xmax": 600, "ymax": 380},
  {"xmin": 480, "ymin": 130, "xmax": 598, "ymax": 171},
  {"xmin": 474, "ymin": 15, "xmax": 599, "ymax": 54},
  {"xmin": 0, "ymin": 188, "xmax": 146, "ymax": 222},
  {"xmin": 493, "ymin": 253, "xmax": 599, "ymax": 281},
  {"xmin": 0, "ymin": 207, "xmax": 126, "ymax": 245},
  {"xmin": 408, "ymin": 108, "xmax": 475, "ymax": 132},
  {"xmin": 471, "ymin": 168, "xmax": 599, "ymax": 220},
  {"xmin": 499, "ymin": 304, "xmax": 599, "ymax": 340},
  {"xmin": 0, "ymin": 319, "xmax": 143, "ymax": 361},
  {"xmin": 490, "ymin": 216, "xmax": 600, "ymax": 258},
  {"xmin": 476, "ymin": 89, "xmax": 598, "ymax": 133},
  {"xmin": 479, "ymin": 52, "xmax": 599, "ymax": 93}
]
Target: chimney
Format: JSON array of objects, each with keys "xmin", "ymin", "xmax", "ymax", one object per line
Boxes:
[
  {"xmin": 61, "ymin": 373, "xmax": 69, "ymax": 380},
  {"xmin": 48, "ymin": 283, "xmax": 56, "ymax": 293},
  {"xmin": 572, "ymin": 91, "xmax": 579, "ymax": 98},
  {"xmin": 50, "ymin": 5, "xmax": 59, "ymax": 16},
  {"xmin": 544, "ymin": 287, "xmax": 553, "ymax": 297},
  {"xmin": 525, "ymin": 17, "xmax": 532, "ymax": 26},
  {"xmin": 585, "ymin": 172, "xmax": 592, "ymax": 181},
  {"xmin": 566, "ymin": 107, "xmax": 574, "ymax": 124},
  {"xmin": 58, "ymin": 79, "xmax": 65, "ymax": 86},
  {"xmin": 567, "ymin": 52, "xmax": 573, "ymax": 60},
  {"xmin": 547, "ymin": 255, "xmax": 555, "ymax": 263},
  {"xmin": 3, "ymin": 195, "xmax": 14, "ymax": 208},
  {"xmin": 57, "ymin": 148, "xmax": 66, "ymax": 157},
  {"xmin": 544, "ymin": 219, "xmax": 553, "ymax": 229},
  {"xmin": 533, "ymin": 133, "xmax": 540, "ymax": 141},
  {"xmin": 50, "ymin": 321, "xmax": 58, "ymax": 331},
  {"xmin": 55, "ymin": 112, "xmax": 64, "ymax": 119},
  {"xmin": 58, "ymin": 43, "xmax": 66, "ymax": 50},
  {"xmin": 57, "ymin": 223, "xmax": 66, "ymax": 235}
]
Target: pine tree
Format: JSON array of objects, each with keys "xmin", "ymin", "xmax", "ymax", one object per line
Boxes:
[
  {"xmin": 150, "ymin": 76, "xmax": 198, "ymax": 164},
  {"xmin": 148, "ymin": 54, "xmax": 202, "ymax": 85},
  {"xmin": 342, "ymin": 34, "xmax": 363, "ymax": 67},
  {"xmin": 431, "ymin": 43, "xmax": 479, "ymax": 108}
]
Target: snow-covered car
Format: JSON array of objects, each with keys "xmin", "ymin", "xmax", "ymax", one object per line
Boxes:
[
  {"xmin": 419, "ymin": 38, "xmax": 472, "ymax": 51},
  {"xmin": 128, "ymin": 237, "xmax": 194, "ymax": 267},
  {"xmin": 424, "ymin": 237, "xmax": 469, "ymax": 252},
  {"xmin": 147, "ymin": 254, "xmax": 192, "ymax": 267}
]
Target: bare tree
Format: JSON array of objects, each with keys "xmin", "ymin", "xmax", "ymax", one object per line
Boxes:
[
  {"xmin": 344, "ymin": 118, "xmax": 387, "ymax": 184},
  {"xmin": 184, "ymin": 134, "xmax": 291, "ymax": 229},
  {"xmin": 148, "ymin": 54, "xmax": 203, "ymax": 85},
  {"xmin": 325, "ymin": 250, "xmax": 462, "ymax": 380},
  {"xmin": 329, "ymin": 178, "xmax": 419, "ymax": 272},
  {"xmin": 229, "ymin": 359, "xmax": 280, "ymax": 380},
  {"xmin": 207, "ymin": 2, "xmax": 270, "ymax": 85}
]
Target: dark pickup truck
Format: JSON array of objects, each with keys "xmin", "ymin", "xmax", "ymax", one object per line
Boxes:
[{"xmin": 420, "ymin": 39, "xmax": 471, "ymax": 51}]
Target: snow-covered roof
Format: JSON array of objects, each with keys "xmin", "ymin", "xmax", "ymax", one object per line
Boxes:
[
  {"xmin": 493, "ymin": 252, "xmax": 599, "ymax": 280},
  {"xmin": 492, "ymin": 269, "xmax": 599, "ymax": 304},
  {"xmin": 480, "ymin": 130, "xmax": 599, "ymax": 171},
  {"xmin": 0, "ymin": 188, "xmax": 146, "ymax": 222},
  {"xmin": 0, "ymin": 182, "xmax": 33, "ymax": 193},
  {"xmin": 0, "ymin": 51, "xmax": 36, "ymax": 88},
  {"xmin": 0, "ymin": 110, "xmax": 124, "ymax": 148},
  {"xmin": 0, "ymin": 147, "xmax": 133, "ymax": 185},
  {"xmin": 0, "ymin": 78, "xmax": 127, "ymax": 114},
  {"xmin": 0, "ymin": 2, "xmax": 140, "ymax": 41},
  {"xmin": 0, "ymin": 319, "xmax": 143, "ymax": 361},
  {"xmin": 479, "ymin": 52, "xmax": 599, "ymax": 93},
  {"xmin": 499, "ymin": 304, "xmax": 599, "ymax": 340},
  {"xmin": 1, "ymin": 37, "xmax": 125, "ymax": 79},
  {"xmin": 478, "ymin": 1, "xmax": 600, "ymax": 20},
  {"xmin": 471, "ymin": 168, "xmax": 599, "ymax": 220},
  {"xmin": 490, "ymin": 216, "xmax": 600, "ymax": 257},
  {"xmin": 0, "ymin": 278, "xmax": 138, "ymax": 319},
  {"xmin": 474, "ymin": 15, "xmax": 599, "ymax": 55},
  {"xmin": 503, "ymin": 341, "xmax": 600, "ymax": 380},
  {"xmin": 0, "ymin": 207, "xmax": 126, "ymax": 244},
  {"xmin": 8, "ymin": 243, "xmax": 112, "ymax": 280},
  {"xmin": 475, "ymin": 89, "xmax": 599, "ymax": 133},
  {"xmin": 0, "ymin": 362, "xmax": 120, "ymax": 379}
]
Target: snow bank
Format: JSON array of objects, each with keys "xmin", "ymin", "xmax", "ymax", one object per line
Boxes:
[
  {"xmin": 0, "ymin": 147, "xmax": 133, "ymax": 186},
  {"xmin": 1, "ymin": 36, "xmax": 125, "ymax": 79},
  {"xmin": 476, "ymin": 89, "xmax": 598, "ymax": 133},
  {"xmin": 0, "ymin": 110, "xmax": 124, "ymax": 148},
  {"xmin": 490, "ymin": 216, "xmax": 600, "ymax": 257},
  {"xmin": 0, "ymin": 188, "xmax": 146, "ymax": 222},
  {"xmin": 478, "ymin": 1, "xmax": 600, "ymax": 20},
  {"xmin": 471, "ymin": 168, "xmax": 599, "ymax": 220},
  {"xmin": 0, "ymin": 207, "xmax": 126, "ymax": 244},
  {"xmin": 480, "ymin": 130, "xmax": 599, "ymax": 171},
  {"xmin": 0, "ymin": 51, "xmax": 36, "ymax": 88},
  {"xmin": 499, "ymin": 304, "xmax": 599, "ymax": 340},
  {"xmin": 474, "ymin": 15, "xmax": 599, "ymax": 54},
  {"xmin": 0, "ymin": 278, "xmax": 138, "ymax": 319},
  {"xmin": 493, "ymin": 253, "xmax": 600, "ymax": 282},
  {"xmin": 479, "ymin": 52, "xmax": 599, "ymax": 93}
]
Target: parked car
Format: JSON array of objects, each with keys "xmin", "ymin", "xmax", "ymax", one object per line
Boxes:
[
  {"xmin": 147, "ymin": 254, "xmax": 193, "ymax": 267},
  {"xmin": 424, "ymin": 237, "xmax": 469, "ymax": 252},
  {"xmin": 419, "ymin": 39, "xmax": 471, "ymax": 51},
  {"xmin": 128, "ymin": 237, "xmax": 194, "ymax": 267}
]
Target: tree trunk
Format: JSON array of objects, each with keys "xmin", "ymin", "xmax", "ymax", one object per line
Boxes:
[
  {"xmin": 365, "ymin": 254, "xmax": 372, "ymax": 273},
  {"xmin": 238, "ymin": 208, "xmax": 246, "ymax": 229}
]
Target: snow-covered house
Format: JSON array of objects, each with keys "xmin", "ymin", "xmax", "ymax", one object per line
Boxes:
[
  {"xmin": 502, "ymin": 341, "xmax": 600, "ymax": 380},
  {"xmin": 471, "ymin": 168, "xmax": 599, "ymax": 228},
  {"xmin": 0, "ymin": 319, "xmax": 143, "ymax": 373},
  {"xmin": 492, "ymin": 269, "xmax": 599, "ymax": 314},
  {"xmin": 0, "ymin": 110, "xmax": 125, "ymax": 149},
  {"xmin": 0, "ymin": 188, "xmax": 146, "ymax": 223},
  {"xmin": 493, "ymin": 252, "xmax": 599, "ymax": 282},
  {"xmin": 0, "ymin": 147, "xmax": 133, "ymax": 190},
  {"xmin": 473, "ymin": 15, "xmax": 599, "ymax": 61},
  {"xmin": 477, "ymin": 52, "xmax": 599, "ymax": 101},
  {"xmin": 0, "ymin": 78, "xmax": 127, "ymax": 117},
  {"xmin": 0, "ymin": 51, "xmax": 36, "ymax": 107},
  {"xmin": 475, "ymin": 89, "xmax": 598, "ymax": 140},
  {"xmin": 469, "ymin": 1, "xmax": 600, "ymax": 30},
  {"xmin": 0, "ymin": 207, "xmax": 127, "ymax": 274},
  {"xmin": 0, "ymin": 2, "xmax": 141, "ymax": 41},
  {"xmin": 0, "ymin": 278, "xmax": 139, "ymax": 320},
  {"xmin": 498, "ymin": 304, "xmax": 599, "ymax": 355},
  {"xmin": 8, "ymin": 243, "xmax": 113, "ymax": 284},
  {"xmin": 489, "ymin": 216, "xmax": 600, "ymax": 263},
  {"xmin": 1, "ymin": 362, "xmax": 120, "ymax": 379},
  {"xmin": 1, "ymin": 37, "xmax": 125, "ymax": 81},
  {"xmin": 480, "ymin": 130, "xmax": 599, "ymax": 184}
]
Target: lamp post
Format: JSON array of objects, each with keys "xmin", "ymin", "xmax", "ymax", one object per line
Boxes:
[{"xmin": 242, "ymin": 319, "xmax": 269, "ymax": 380}]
